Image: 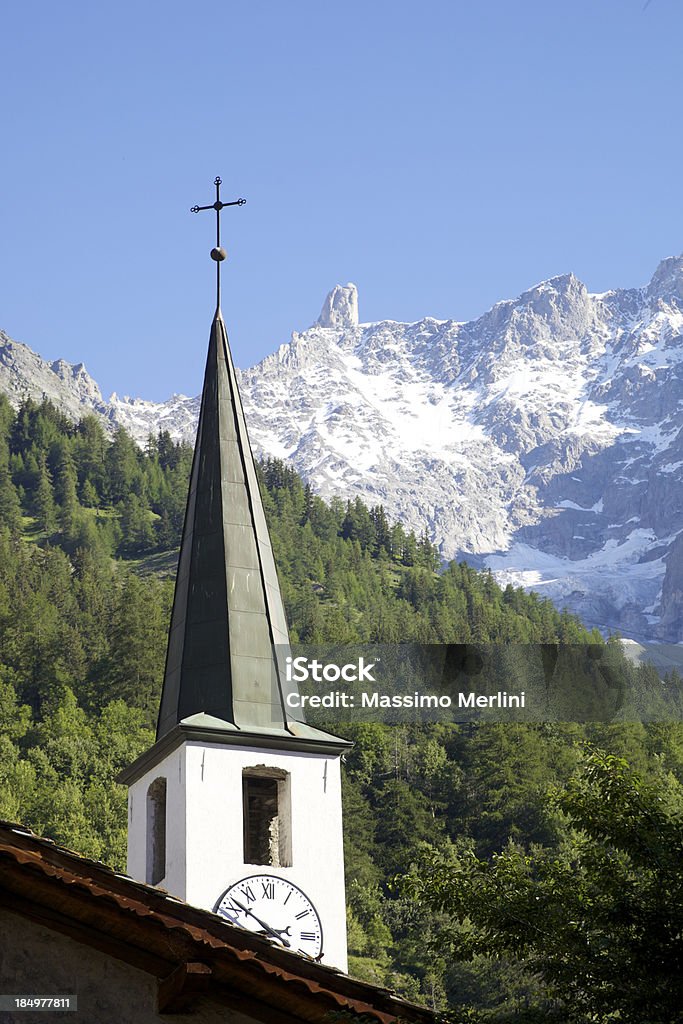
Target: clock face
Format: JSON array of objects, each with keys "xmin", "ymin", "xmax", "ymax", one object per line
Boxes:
[{"xmin": 214, "ymin": 874, "xmax": 324, "ymax": 959}]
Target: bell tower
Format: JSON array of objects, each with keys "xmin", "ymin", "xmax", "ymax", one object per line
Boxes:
[{"xmin": 119, "ymin": 181, "xmax": 351, "ymax": 971}]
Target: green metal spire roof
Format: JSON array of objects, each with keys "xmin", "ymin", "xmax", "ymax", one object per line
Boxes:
[{"xmin": 156, "ymin": 307, "xmax": 306, "ymax": 742}]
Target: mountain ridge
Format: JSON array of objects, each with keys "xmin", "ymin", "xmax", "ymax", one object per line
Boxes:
[{"xmin": 2, "ymin": 256, "xmax": 682, "ymax": 641}]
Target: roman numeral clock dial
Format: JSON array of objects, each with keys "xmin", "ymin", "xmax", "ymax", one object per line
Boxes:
[{"xmin": 215, "ymin": 875, "xmax": 323, "ymax": 959}]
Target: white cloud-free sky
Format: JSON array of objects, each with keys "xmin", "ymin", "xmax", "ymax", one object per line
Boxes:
[{"xmin": 1, "ymin": 0, "xmax": 681, "ymax": 400}]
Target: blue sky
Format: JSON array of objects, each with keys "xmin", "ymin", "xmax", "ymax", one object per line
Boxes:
[{"xmin": 1, "ymin": 0, "xmax": 681, "ymax": 401}]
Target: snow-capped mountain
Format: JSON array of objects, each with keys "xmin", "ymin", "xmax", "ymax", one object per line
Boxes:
[
  {"xmin": 2, "ymin": 257, "xmax": 683, "ymax": 641},
  {"xmin": 239, "ymin": 269, "xmax": 683, "ymax": 642}
]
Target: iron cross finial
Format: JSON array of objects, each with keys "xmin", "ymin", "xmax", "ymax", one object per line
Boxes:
[{"xmin": 191, "ymin": 177, "xmax": 246, "ymax": 307}]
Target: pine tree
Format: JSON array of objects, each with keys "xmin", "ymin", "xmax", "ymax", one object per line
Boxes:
[
  {"xmin": 118, "ymin": 494, "xmax": 156, "ymax": 555},
  {"xmin": 34, "ymin": 458, "xmax": 57, "ymax": 535},
  {"xmin": 80, "ymin": 479, "xmax": 99, "ymax": 508},
  {"xmin": 54, "ymin": 447, "xmax": 80, "ymax": 540},
  {"xmin": 74, "ymin": 414, "xmax": 108, "ymax": 500},
  {"xmin": 0, "ymin": 467, "xmax": 21, "ymax": 532},
  {"xmin": 106, "ymin": 427, "xmax": 141, "ymax": 503}
]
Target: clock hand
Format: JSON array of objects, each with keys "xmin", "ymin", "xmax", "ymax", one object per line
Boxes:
[
  {"xmin": 256, "ymin": 924, "xmax": 291, "ymax": 938},
  {"xmin": 230, "ymin": 897, "xmax": 292, "ymax": 948},
  {"xmin": 255, "ymin": 926, "xmax": 292, "ymax": 940}
]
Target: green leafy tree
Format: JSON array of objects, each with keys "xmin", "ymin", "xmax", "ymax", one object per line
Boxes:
[{"xmin": 406, "ymin": 750, "xmax": 683, "ymax": 1023}]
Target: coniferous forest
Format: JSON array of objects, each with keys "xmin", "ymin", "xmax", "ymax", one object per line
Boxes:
[{"xmin": 0, "ymin": 395, "xmax": 682, "ymax": 1022}]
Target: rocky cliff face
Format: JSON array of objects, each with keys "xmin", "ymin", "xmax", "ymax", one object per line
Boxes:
[
  {"xmin": 0, "ymin": 331, "xmax": 108, "ymax": 420},
  {"xmin": 2, "ymin": 258, "xmax": 683, "ymax": 641},
  {"xmin": 317, "ymin": 284, "xmax": 359, "ymax": 329}
]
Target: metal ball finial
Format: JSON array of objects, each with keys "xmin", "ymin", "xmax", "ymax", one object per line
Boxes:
[{"xmin": 211, "ymin": 247, "xmax": 227, "ymax": 262}]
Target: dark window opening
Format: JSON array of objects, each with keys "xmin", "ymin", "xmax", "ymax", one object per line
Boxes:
[{"xmin": 242, "ymin": 769, "xmax": 291, "ymax": 867}]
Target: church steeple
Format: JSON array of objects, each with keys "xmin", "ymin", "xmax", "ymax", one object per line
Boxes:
[
  {"xmin": 121, "ymin": 183, "xmax": 349, "ymax": 971},
  {"xmin": 156, "ymin": 306, "xmax": 301, "ymax": 740}
]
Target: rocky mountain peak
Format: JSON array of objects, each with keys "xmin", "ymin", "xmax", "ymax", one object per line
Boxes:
[
  {"xmin": 518, "ymin": 272, "xmax": 588, "ymax": 315},
  {"xmin": 49, "ymin": 358, "xmax": 103, "ymax": 404},
  {"xmin": 646, "ymin": 254, "xmax": 683, "ymax": 306},
  {"xmin": 317, "ymin": 283, "xmax": 359, "ymax": 329}
]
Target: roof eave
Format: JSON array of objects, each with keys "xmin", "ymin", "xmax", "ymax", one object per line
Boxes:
[{"xmin": 118, "ymin": 721, "xmax": 352, "ymax": 786}]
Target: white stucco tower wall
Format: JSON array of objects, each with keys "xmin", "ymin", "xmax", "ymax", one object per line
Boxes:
[{"xmin": 126, "ymin": 738, "xmax": 348, "ymax": 972}]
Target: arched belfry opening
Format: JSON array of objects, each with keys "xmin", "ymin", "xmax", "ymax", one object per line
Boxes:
[{"xmin": 146, "ymin": 777, "xmax": 167, "ymax": 885}]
